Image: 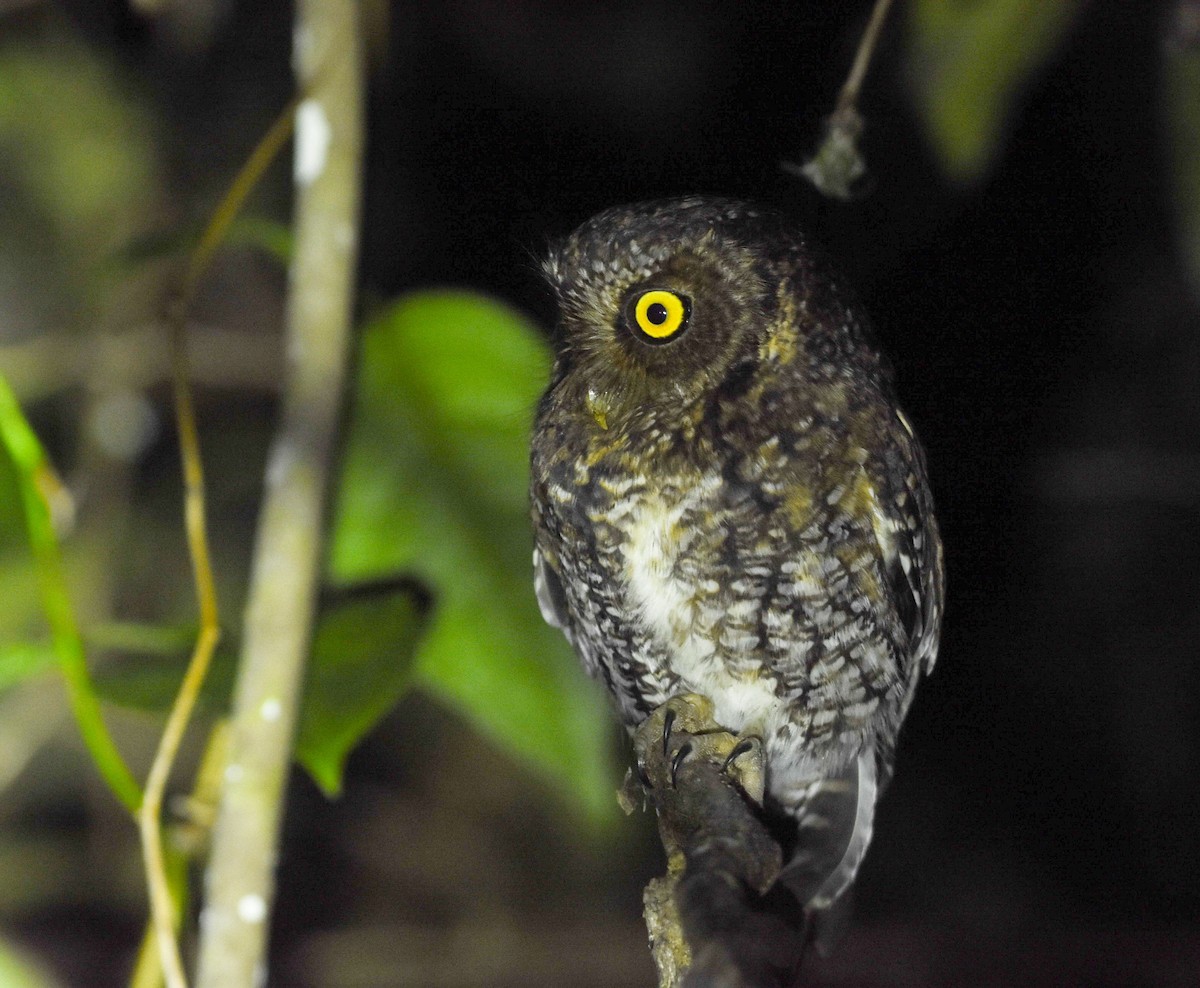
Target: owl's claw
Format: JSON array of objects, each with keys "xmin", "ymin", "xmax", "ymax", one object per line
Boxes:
[
  {"xmin": 662, "ymin": 707, "xmax": 677, "ymax": 758},
  {"xmin": 632, "ymin": 694, "xmax": 765, "ymax": 806},
  {"xmin": 634, "ymin": 694, "xmax": 718, "ymax": 794},
  {"xmin": 722, "ymin": 734, "xmax": 766, "ymax": 806},
  {"xmin": 722, "ymin": 736, "xmax": 755, "ymax": 770},
  {"xmin": 669, "ymin": 741, "xmax": 693, "ymax": 787},
  {"xmin": 722, "ymin": 736, "xmax": 757, "ymax": 772}
]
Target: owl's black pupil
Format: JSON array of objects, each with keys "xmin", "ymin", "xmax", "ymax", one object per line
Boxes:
[{"xmin": 646, "ymin": 302, "xmax": 669, "ymax": 325}]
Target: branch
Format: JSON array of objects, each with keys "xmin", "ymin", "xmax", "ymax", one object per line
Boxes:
[
  {"xmin": 0, "ymin": 325, "xmax": 283, "ymax": 402},
  {"xmin": 786, "ymin": 0, "xmax": 897, "ymax": 200},
  {"xmin": 194, "ymin": 3, "xmax": 365, "ymax": 985},
  {"xmin": 631, "ymin": 697, "xmax": 809, "ymax": 988}
]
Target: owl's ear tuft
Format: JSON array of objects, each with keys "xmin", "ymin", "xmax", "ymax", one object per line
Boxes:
[{"xmin": 541, "ymin": 243, "xmax": 564, "ymax": 286}]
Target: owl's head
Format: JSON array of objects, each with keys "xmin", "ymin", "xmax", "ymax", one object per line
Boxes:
[{"xmin": 543, "ymin": 197, "xmax": 801, "ymax": 419}]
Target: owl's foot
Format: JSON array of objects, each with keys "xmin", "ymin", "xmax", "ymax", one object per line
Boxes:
[
  {"xmin": 633, "ymin": 694, "xmax": 766, "ymax": 809},
  {"xmin": 721, "ymin": 735, "xmax": 765, "ymax": 807}
]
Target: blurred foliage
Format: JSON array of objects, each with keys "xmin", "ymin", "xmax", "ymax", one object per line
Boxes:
[
  {"xmin": 0, "ymin": 937, "xmax": 57, "ymax": 988},
  {"xmin": 90, "ymin": 628, "xmax": 237, "ymax": 714},
  {"xmin": 115, "ymin": 215, "xmax": 294, "ymax": 275},
  {"xmin": 0, "ymin": 33, "xmax": 156, "ymax": 304},
  {"xmin": 1165, "ymin": 28, "xmax": 1200, "ymax": 292},
  {"xmin": 79, "ymin": 590, "xmax": 420, "ymax": 800},
  {"xmin": 0, "ymin": 642, "xmax": 56, "ymax": 696},
  {"xmin": 3, "ymin": 290, "xmax": 617, "ymax": 819},
  {"xmin": 330, "ymin": 291, "xmax": 616, "ymax": 822},
  {"xmin": 0, "ymin": 443, "xmax": 41, "ymax": 644},
  {"xmin": 907, "ymin": 0, "xmax": 1081, "ymax": 181},
  {"xmin": 0, "ymin": 427, "xmax": 24, "ymax": 537},
  {"xmin": 0, "ymin": 38, "xmax": 152, "ymax": 234},
  {"xmin": 0, "ymin": 370, "xmax": 141, "ymax": 810}
]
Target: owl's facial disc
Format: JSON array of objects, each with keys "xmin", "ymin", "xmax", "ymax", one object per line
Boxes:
[{"xmin": 624, "ymin": 288, "xmax": 691, "ymax": 346}]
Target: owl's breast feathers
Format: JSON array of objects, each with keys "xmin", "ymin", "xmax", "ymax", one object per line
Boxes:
[{"xmin": 531, "ymin": 306, "xmax": 941, "ymax": 790}]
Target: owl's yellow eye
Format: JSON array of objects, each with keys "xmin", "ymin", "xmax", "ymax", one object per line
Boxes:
[{"xmin": 628, "ymin": 289, "xmax": 690, "ymax": 344}]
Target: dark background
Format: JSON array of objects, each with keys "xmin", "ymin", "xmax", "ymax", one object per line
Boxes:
[{"xmin": 3, "ymin": 1, "xmax": 1199, "ymax": 985}]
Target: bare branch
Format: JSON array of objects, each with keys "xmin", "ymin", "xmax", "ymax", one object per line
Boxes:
[
  {"xmin": 787, "ymin": 0, "xmax": 897, "ymax": 200},
  {"xmin": 194, "ymin": 3, "xmax": 365, "ymax": 985}
]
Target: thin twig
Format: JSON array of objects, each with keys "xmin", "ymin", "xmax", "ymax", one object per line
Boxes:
[
  {"xmin": 129, "ymin": 723, "xmax": 229, "ymax": 988},
  {"xmin": 195, "ymin": 3, "xmax": 365, "ymax": 984},
  {"xmin": 0, "ymin": 375, "xmax": 141, "ymax": 812},
  {"xmin": 129, "ymin": 838, "xmax": 189, "ymax": 988},
  {"xmin": 834, "ymin": 0, "xmax": 896, "ymax": 117},
  {"xmin": 788, "ymin": 0, "xmax": 898, "ymax": 200},
  {"xmin": 137, "ymin": 99, "xmax": 297, "ymax": 988}
]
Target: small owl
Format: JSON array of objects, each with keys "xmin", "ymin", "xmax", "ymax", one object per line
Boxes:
[{"xmin": 530, "ymin": 197, "xmax": 943, "ymax": 919}]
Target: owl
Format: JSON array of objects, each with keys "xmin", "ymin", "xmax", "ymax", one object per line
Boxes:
[{"xmin": 530, "ymin": 197, "xmax": 943, "ymax": 922}]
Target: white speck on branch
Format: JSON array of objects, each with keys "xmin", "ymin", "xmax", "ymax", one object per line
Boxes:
[
  {"xmin": 294, "ymin": 98, "xmax": 332, "ymax": 187},
  {"xmin": 193, "ymin": 3, "xmax": 364, "ymax": 986}
]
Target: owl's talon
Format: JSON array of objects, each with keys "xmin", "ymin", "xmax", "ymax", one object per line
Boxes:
[
  {"xmin": 662, "ymin": 707, "xmax": 677, "ymax": 757},
  {"xmin": 632, "ymin": 694, "xmax": 735, "ymax": 793},
  {"xmin": 721, "ymin": 734, "xmax": 766, "ymax": 806},
  {"xmin": 669, "ymin": 741, "xmax": 693, "ymax": 787},
  {"xmin": 722, "ymin": 736, "xmax": 757, "ymax": 772}
]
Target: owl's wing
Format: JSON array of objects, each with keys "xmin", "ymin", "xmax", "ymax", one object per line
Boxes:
[
  {"xmin": 780, "ymin": 412, "xmax": 942, "ymax": 933},
  {"xmin": 882, "ymin": 410, "xmax": 945, "ymax": 722},
  {"xmin": 533, "ymin": 545, "xmax": 571, "ymax": 631}
]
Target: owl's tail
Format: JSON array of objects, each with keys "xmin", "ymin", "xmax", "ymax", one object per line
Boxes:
[{"xmin": 776, "ymin": 748, "xmax": 877, "ymax": 955}]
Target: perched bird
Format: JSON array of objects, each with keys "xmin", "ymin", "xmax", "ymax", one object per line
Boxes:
[{"xmin": 530, "ymin": 197, "xmax": 943, "ymax": 938}]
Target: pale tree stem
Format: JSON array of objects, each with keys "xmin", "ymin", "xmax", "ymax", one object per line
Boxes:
[
  {"xmin": 194, "ymin": 3, "xmax": 364, "ymax": 986},
  {"xmin": 835, "ymin": 0, "xmax": 896, "ymax": 117}
]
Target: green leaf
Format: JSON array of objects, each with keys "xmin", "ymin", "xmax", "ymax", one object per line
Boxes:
[
  {"xmin": 115, "ymin": 215, "xmax": 292, "ymax": 272},
  {"xmin": 0, "ymin": 937, "xmax": 58, "ymax": 988},
  {"xmin": 295, "ymin": 583, "xmax": 425, "ymax": 796},
  {"xmin": 0, "ymin": 429, "xmax": 27, "ymax": 549},
  {"xmin": 0, "ymin": 372, "xmax": 141, "ymax": 810},
  {"xmin": 330, "ymin": 291, "xmax": 616, "ymax": 822},
  {"xmin": 0, "ymin": 443, "xmax": 44, "ymax": 643},
  {"xmin": 0, "ymin": 641, "xmax": 56, "ymax": 694},
  {"xmin": 1165, "ymin": 29, "xmax": 1200, "ymax": 293},
  {"xmin": 90, "ymin": 631, "xmax": 238, "ymax": 714},
  {"xmin": 907, "ymin": 0, "xmax": 1081, "ymax": 181},
  {"xmin": 227, "ymin": 215, "xmax": 293, "ymax": 265}
]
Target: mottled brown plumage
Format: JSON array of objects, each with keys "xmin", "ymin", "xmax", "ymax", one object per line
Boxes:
[{"xmin": 530, "ymin": 197, "xmax": 943, "ymax": 918}]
